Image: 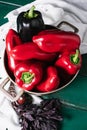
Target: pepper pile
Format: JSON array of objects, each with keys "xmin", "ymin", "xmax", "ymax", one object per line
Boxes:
[{"xmin": 5, "ymin": 6, "xmax": 82, "ymax": 93}]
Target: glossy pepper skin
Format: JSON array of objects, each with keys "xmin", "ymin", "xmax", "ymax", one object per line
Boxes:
[
  {"xmin": 33, "ymin": 30, "xmax": 80, "ymax": 53},
  {"xmin": 6, "ymin": 29, "xmax": 22, "ymax": 53},
  {"xmin": 6, "ymin": 29, "xmax": 22, "ymax": 72},
  {"xmin": 17, "ymin": 5, "xmax": 45, "ymax": 42},
  {"xmin": 14, "ymin": 61, "xmax": 43, "ymax": 91},
  {"xmin": 38, "ymin": 29, "xmax": 61, "ymax": 35},
  {"xmin": 10, "ymin": 42, "xmax": 57, "ymax": 61},
  {"xmin": 36, "ymin": 66, "xmax": 60, "ymax": 92},
  {"xmin": 55, "ymin": 49, "xmax": 82, "ymax": 75}
]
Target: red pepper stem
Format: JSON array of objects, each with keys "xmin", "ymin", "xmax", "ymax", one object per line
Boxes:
[
  {"xmin": 21, "ymin": 72, "xmax": 35, "ymax": 84},
  {"xmin": 70, "ymin": 49, "xmax": 80, "ymax": 64}
]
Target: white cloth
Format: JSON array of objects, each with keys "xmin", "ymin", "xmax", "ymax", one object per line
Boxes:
[{"xmin": 0, "ymin": 0, "xmax": 87, "ymax": 130}]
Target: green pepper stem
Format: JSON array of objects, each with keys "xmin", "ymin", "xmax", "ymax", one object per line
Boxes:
[
  {"xmin": 21, "ymin": 72, "xmax": 35, "ymax": 84},
  {"xmin": 24, "ymin": 5, "xmax": 38, "ymax": 19},
  {"xmin": 70, "ymin": 49, "xmax": 80, "ymax": 64},
  {"xmin": 28, "ymin": 5, "xmax": 35, "ymax": 18}
]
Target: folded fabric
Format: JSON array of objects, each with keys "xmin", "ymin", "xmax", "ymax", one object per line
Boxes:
[{"xmin": 0, "ymin": 0, "xmax": 87, "ymax": 130}]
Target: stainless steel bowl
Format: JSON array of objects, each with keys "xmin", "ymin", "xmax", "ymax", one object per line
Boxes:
[{"xmin": 0, "ymin": 21, "xmax": 79, "ymax": 101}]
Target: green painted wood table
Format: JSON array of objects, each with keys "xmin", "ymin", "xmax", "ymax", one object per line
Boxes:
[{"xmin": 0, "ymin": 0, "xmax": 87, "ymax": 130}]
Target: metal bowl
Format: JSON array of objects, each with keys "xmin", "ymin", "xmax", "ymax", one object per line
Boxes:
[{"xmin": 0, "ymin": 22, "xmax": 79, "ymax": 101}]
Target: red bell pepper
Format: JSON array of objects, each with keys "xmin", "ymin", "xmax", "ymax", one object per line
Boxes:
[
  {"xmin": 37, "ymin": 29, "xmax": 61, "ymax": 35},
  {"xmin": 33, "ymin": 30, "xmax": 80, "ymax": 53},
  {"xmin": 55, "ymin": 49, "xmax": 82, "ymax": 75},
  {"xmin": 6, "ymin": 29, "xmax": 22, "ymax": 72},
  {"xmin": 36, "ymin": 66, "xmax": 60, "ymax": 92},
  {"xmin": 14, "ymin": 61, "xmax": 43, "ymax": 91},
  {"xmin": 10, "ymin": 42, "xmax": 57, "ymax": 61},
  {"xmin": 6, "ymin": 29, "xmax": 22, "ymax": 53}
]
